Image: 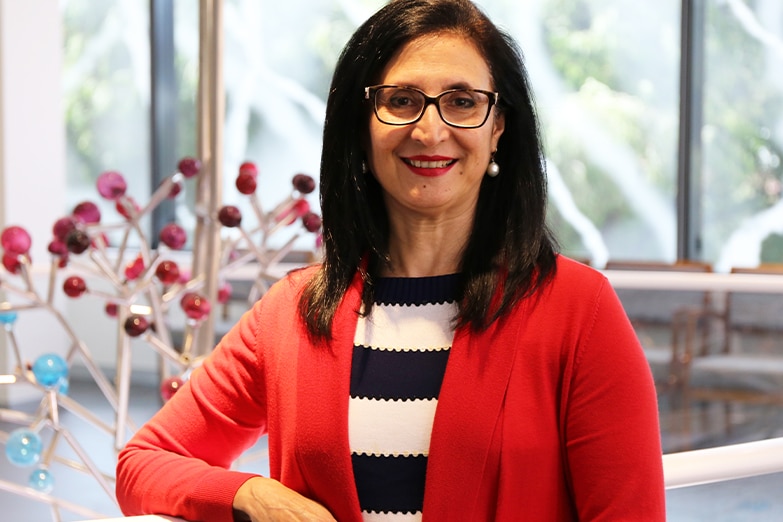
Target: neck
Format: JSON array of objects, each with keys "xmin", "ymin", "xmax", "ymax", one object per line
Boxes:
[{"xmin": 382, "ymin": 215, "xmax": 471, "ymax": 278}]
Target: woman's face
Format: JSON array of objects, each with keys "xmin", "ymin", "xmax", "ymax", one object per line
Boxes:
[{"xmin": 366, "ymin": 32, "xmax": 505, "ymax": 224}]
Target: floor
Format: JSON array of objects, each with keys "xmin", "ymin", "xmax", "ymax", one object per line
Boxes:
[{"xmin": 3, "ymin": 367, "xmax": 783, "ymax": 520}]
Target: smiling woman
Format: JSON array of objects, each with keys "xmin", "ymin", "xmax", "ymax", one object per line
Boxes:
[{"xmin": 115, "ymin": 1, "xmax": 665, "ymax": 521}]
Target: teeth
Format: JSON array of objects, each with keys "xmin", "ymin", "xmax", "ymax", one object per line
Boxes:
[{"xmin": 407, "ymin": 159, "xmax": 453, "ymax": 168}]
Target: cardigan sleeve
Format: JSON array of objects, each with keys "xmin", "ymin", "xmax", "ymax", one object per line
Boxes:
[
  {"xmin": 562, "ymin": 277, "xmax": 667, "ymax": 520},
  {"xmin": 115, "ymin": 298, "xmax": 270, "ymax": 521}
]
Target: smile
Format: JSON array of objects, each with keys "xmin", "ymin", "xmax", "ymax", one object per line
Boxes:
[{"xmin": 404, "ymin": 158, "xmax": 456, "ymax": 169}]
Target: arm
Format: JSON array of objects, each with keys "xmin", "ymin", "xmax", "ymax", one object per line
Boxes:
[
  {"xmin": 563, "ymin": 280, "xmax": 666, "ymax": 520},
  {"xmin": 116, "ymin": 303, "xmax": 268, "ymax": 520}
]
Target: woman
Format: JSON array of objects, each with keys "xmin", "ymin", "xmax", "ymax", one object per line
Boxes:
[{"xmin": 116, "ymin": 0, "xmax": 666, "ymax": 520}]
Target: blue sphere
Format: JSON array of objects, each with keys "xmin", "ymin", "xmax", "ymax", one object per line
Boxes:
[
  {"xmin": 5, "ymin": 428, "xmax": 42, "ymax": 467},
  {"xmin": 32, "ymin": 353, "xmax": 68, "ymax": 388},
  {"xmin": 0, "ymin": 310, "xmax": 17, "ymax": 325},
  {"xmin": 28, "ymin": 468, "xmax": 54, "ymax": 493}
]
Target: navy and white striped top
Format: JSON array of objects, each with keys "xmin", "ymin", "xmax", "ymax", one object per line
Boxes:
[{"xmin": 349, "ymin": 274, "xmax": 459, "ymax": 521}]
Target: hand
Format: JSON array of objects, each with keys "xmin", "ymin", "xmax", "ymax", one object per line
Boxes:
[{"xmin": 232, "ymin": 476, "xmax": 338, "ymax": 521}]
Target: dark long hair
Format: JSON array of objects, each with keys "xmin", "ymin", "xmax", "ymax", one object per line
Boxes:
[{"xmin": 298, "ymin": 0, "xmax": 558, "ymax": 340}]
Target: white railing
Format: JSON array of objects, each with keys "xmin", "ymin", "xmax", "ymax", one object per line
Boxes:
[
  {"xmin": 664, "ymin": 436, "xmax": 783, "ymax": 489},
  {"xmin": 605, "ymin": 268, "xmax": 783, "ymax": 487}
]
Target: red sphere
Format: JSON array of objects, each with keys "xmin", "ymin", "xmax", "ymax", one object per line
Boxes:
[
  {"xmin": 180, "ymin": 292, "xmax": 211, "ymax": 321},
  {"xmin": 65, "ymin": 229, "xmax": 91, "ymax": 255},
  {"xmin": 217, "ymin": 281, "xmax": 233, "ymax": 304},
  {"xmin": 275, "ymin": 199, "xmax": 311, "ymax": 225},
  {"xmin": 160, "ymin": 376, "xmax": 185, "ymax": 402},
  {"xmin": 1, "ymin": 226, "xmax": 32, "ymax": 255},
  {"xmin": 124, "ymin": 255, "xmax": 145, "ymax": 281},
  {"xmin": 124, "ymin": 315, "xmax": 150, "ymax": 337},
  {"xmin": 155, "ymin": 260, "xmax": 180, "ymax": 285},
  {"xmin": 96, "ymin": 171, "xmax": 128, "ymax": 200},
  {"xmin": 72, "ymin": 201, "xmax": 101, "ymax": 224},
  {"xmin": 238, "ymin": 161, "xmax": 258, "ymax": 178},
  {"xmin": 159, "ymin": 223, "xmax": 187, "ymax": 250},
  {"xmin": 116, "ymin": 196, "xmax": 141, "ymax": 220},
  {"xmin": 292, "ymin": 173, "xmax": 316, "ymax": 194},
  {"xmin": 105, "ymin": 302, "xmax": 118, "ymax": 317},
  {"xmin": 2, "ymin": 252, "xmax": 23, "ymax": 274},
  {"xmin": 218, "ymin": 206, "xmax": 242, "ymax": 228},
  {"xmin": 302, "ymin": 212, "xmax": 322, "ymax": 233},
  {"xmin": 63, "ymin": 276, "xmax": 87, "ymax": 298},
  {"xmin": 235, "ymin": 172, "xmax": 257, "ymax": 195},
  {"xmin": 177, "ymin": 157, "xmax": 201, "ymax": 178},
  {"xmin": 166, "ymin": 179, "xmax": 183, "ymax": 198}
]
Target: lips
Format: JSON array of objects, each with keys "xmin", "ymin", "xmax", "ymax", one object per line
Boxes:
[{"xmin": 403, "ymin": 156, "xmax": 456, "ymax": 177}]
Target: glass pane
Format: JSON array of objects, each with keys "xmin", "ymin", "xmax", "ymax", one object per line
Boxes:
[
  {"xmin": 513, "ymin": 0, "xmax": 682, "ymax": 265},
  {"xmin": 62, "ymin": 0, "xmax": 151, "ymax": 245},
  {"xmin": 702, "ymin": 0, "xmax": 783, "ymax": 271}
]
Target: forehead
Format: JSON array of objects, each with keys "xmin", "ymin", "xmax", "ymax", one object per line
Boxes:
[{"xmin": 379, "ymin": 32, "xmax": 493, "ymax": 89}]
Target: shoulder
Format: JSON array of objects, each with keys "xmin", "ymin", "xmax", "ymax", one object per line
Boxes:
[
  {"xmin": 263, "ymin": 264, "xmax": 321, "ymax": 300},
  {"xmin": 546, "ymin": 254, "xmax": 610, "ymax": 296}
]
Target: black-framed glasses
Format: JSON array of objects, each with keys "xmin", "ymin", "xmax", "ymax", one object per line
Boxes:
[{"xmin": 364, "ymin": 85, "xmax": 499, "ymax": 129}]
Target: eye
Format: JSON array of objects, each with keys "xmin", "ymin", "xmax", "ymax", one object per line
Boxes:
[
  {"xmin": 388, "ymin": 89, "xmax": 418, "ymax": 109},
  {"xmin": 444, "ymin": 90, "xmax": 479, "ymax": 110}
]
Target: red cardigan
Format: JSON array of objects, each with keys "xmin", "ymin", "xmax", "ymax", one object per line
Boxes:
[{"xmin": 116, "ymin": 256, "xmax": 665, "ymax": 521}]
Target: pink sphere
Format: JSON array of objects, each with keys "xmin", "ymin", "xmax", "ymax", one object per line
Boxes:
[
  {"xmin": 96, "ymin": 171, "xmax": 128, "ymax": 200},
  {"xmin": 1, "ymin": 226, "xmax": 32, "ymax": 255},
  {"xmin": 275, "ymin": 199, "xmax": 311, "ymax": 226},
  {"xmin": 217, "ymin": 281, "xmax": 233, "ymax": 304},
  {"xmin": 105, "ymin": 302, "xmax": 118, "ymax": 317},
  {"xmin": 180, "ymin": 292, "xmax": 211, "ymax": 321},
  {"xmin": 115, "ymin": 196, "xmax": 141, "ymax": 220},
  {"xmin": 52, "ymin": 216, "xmax": 79, "ymax": 242}
]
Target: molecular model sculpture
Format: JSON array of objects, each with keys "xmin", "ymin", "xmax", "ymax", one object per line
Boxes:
[{"xmin": 0, "ymin": 158, "xmax": 321, "ymax": 520}]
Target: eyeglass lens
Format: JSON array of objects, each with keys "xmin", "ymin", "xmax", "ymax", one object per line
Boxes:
[{"xmin": 373, "ymin": 87, "xmax": 492, "ymax": 127}]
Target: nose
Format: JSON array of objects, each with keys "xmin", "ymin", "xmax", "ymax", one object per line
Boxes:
[{"xmin": 410, "ymin": 104, "xmax": 449, "ymax": 145}]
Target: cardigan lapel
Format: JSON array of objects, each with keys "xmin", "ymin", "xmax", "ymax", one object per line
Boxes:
[
  {"xmin": 423, "ymin": 313, "xmax": 523, "ymax": 518},
  {"xmin": 294, "ymin": 273, "xmax": 364, "ymax": 522}
]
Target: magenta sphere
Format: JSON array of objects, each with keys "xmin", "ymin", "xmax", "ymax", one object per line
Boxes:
[
  {"xmin": 159, "ymin": 223, "xmax": 187, "ymax": 250},
  {"xmin": 96, "ymin": 171, "xmax": 128, "ymax": 200},
  {"xmin": 1, "ymin": 226, "xmax": 32, "ymax": 256},
  {"xmin": 52, "ymin": 216, "xmax": 79, "ymax": 242},
  {"xmin": 72, "ymin": 201, "xmax": 101, "ymax": 224}
]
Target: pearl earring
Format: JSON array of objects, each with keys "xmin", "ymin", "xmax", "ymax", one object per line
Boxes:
[{"xmin": 486, "ymin": 154, "xmax": 500, "ymax": 177}]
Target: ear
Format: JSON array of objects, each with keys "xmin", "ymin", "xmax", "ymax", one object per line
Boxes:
[{"xmin": 490, "ymin": 110, "xmax": 505, "ymax": 150}]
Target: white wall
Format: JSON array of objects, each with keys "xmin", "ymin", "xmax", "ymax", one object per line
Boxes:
[{"xmin": 0, "ymin": 0, "xmax": 70, "ymax": 405}]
